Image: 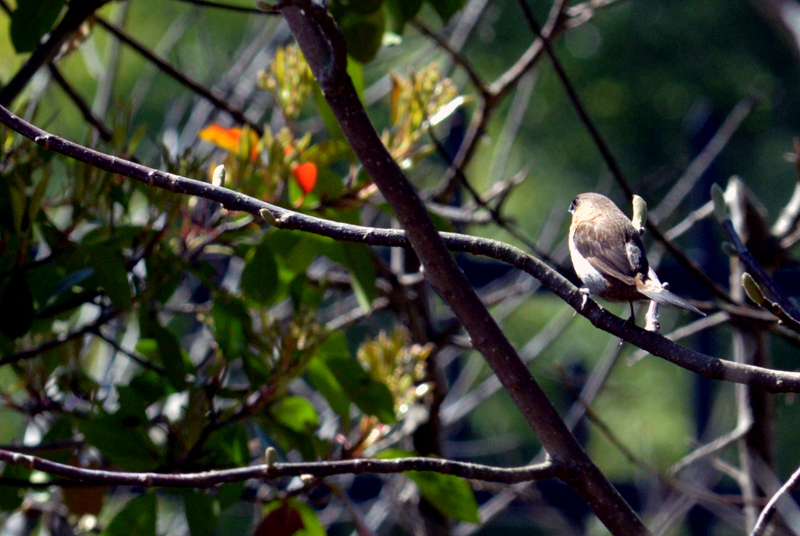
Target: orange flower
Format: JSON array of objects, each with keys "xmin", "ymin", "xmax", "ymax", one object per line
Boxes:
[
  {"xmin": 292, "ymin": 162, "xmax": 317, "ymax": 194},
  {"xmin": 199, "ymin": 124, "xmax": 259, "ymax": 162}
]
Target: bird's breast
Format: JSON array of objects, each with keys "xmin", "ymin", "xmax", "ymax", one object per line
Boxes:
[{"xmin": 569, "ymin": 238, "xmax": 608, "ymax": 294}]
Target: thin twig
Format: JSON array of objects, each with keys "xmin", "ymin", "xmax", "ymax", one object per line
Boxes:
[
  {"xmin": 93, "ymin": 15, "xmax": 263, "ymax": 136},
  {"xmin": 0, "ymin": 0, "xmax": 109, "ymax": 106},
  {"xmin": 516, "ymin": 0, "xmax": 732, "ymax": 304},
  {"xmin": 0, "ymin": 309, "xmax": 118, "ymax": 367},
  {"xmin": 411, "ymin": 20, "xmax": 488, "ymax": 98},
  {"xmin": 652, "ymin": 96, "xmax": 756, "ymax": 223},
  {"xmin": 170, "ymin": 0, "xmax": 277, "ymax": 14},
  {"xmin": 0, "ymin": 448, "xmax": 558, "ymax": 487},
  {"xmin": 93, "ymin": 329, "xmax": 164, "ymax": 373},
  {"xmin": 47, "ymin": 64, "xmax": 113, "ymax": 141},
  {"xmin": 720, "ymin": 211, "xmax": 800, "ymax": 320},
  {"xmin": 516, "ymin": 0, "xmax": 631, "ymax": 196}
]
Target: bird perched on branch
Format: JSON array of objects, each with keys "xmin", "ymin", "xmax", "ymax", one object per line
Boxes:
[{"xmin": 568, "ymin": 192, "xmax": 705, "ymax": 321}]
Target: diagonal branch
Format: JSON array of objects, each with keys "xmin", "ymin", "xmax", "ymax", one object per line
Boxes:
[
  {"xmin": 0, "ymin": 0, "xmax": 110, "ymax": 106},
  {"xmin": 278, "ymin": 2, "xmax": 650, "ymax": 533},
  {"xmin": 1, "ymin": 104, "xmax": 799, "ymax": 395},
  {"xmin": 93, "ymin": 15, "xmax": 264, "ymax": 135},
  {"xmin": 751, "ymin": 462, "xmax": 800, "ymax": 536}
]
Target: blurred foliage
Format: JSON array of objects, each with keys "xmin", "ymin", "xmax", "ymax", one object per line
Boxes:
[{"xmin": 3, "ymin": 0, "xmax": 800, "ymax": 535}]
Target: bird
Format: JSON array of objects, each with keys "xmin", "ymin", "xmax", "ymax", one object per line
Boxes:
[{"xmin": 568, "ymin": 192, "xmax": 705, "ymax": 320}]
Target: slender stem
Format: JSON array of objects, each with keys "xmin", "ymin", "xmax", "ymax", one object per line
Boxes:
[
  {"xmin": 0, "ymin": 448, "xmax": 556, "ymax": 487},
  {"xmin": 94, "ymin": 16, "xmax": 263, "ymax": 135}
]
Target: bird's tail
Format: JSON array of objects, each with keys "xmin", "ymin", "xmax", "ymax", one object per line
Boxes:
[{"xmin": 638, "ymin": 286, "xmax": 705, "ymax": 316}]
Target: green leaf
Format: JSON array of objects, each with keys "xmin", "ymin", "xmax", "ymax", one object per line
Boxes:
[
  {"xmin": 385, "ymin": 0, "xmax": 423, "ymax": 32},
  {"xmin": 348, "ymin": 60, "xmax": 365, "ymax": 100},
  {"xmin": 8, "ymin": 182, "xmax": 25, "ymax": 232},
  {"xmin": 28, "ymin": 174, "xmax": 51, "ymax": 222},
  {"xmin": 79, "ymin": 409, "xmax": 161, "ymax": 471},
  {"xmin": 407, "ymin": 470, "xmax": 480, "ymax": 522},
  {"xmin": 211, "ymin": 294, "xmax": 252, "ymax": 361},
  {"xmin": 289, "ymin": 274, "xmax": 326, "ymax": 312},
  {"xmin": 319, "ymin": 333, "xmax": 396, "ymax": 424},
  {"xmin": 305, "ymin": 357, "xmax": 351, "ymax": 427},
  {"xmin": 101, "ymin": 493, "xmax": 157, "ymax": 536},
  {"xmin": 377, "ymin": 449, "xmax": 480, "ymax": 523},
  {"xmin": 0, "ymin": 464, "xmax": 30, "ymax": 511},
  {"xmin": 340, "ymin": 242, "xmax": 377, "ymax": 311},
  {"xmin": 151, "ymin": 323, "xmax": 188, "ymax": 391},
  {"xmin": 46, "ymin": 267, "xmax": 95, "ymax": 305},
  {"xmin": 241, "ymin": 238, "xmax": 279, "ymax": 305},
  {"xmin": 348, "ymin": 0, "xmax": 384, "ymax": 15},
  {"xmin": 339, "ymin": 7, "xmax": 386, "ymax": 63},
  {"xmin": 270, "ymin": 396, "xmax": 319, "ymax": 434},
  {"xmin": 86, "ymin": 243, "xmax": 132, "ymax": 310},
  {"xmin": 326, "ymin": 358, "xmax": 396, "ymax": 423},
  {"xmin": 312, "ymin": 85, "xmax": 347, "ymax": 141},
  {"xmin": 303, "ymin": 140, "xmax": 353, "ymax": 169},
  {"xmin": 291, "ymin": 498, "xmax": 326, "ymax": 536},
  {"xmin": 200, "ymin": 423, "xmax": 250, "ymax": 468},
  {"xmin": 10, "ymin": 0, "xmax": 65, "ymax": 53},
  {"xmin": 0, "ymin": 271, "xmax": 35, "ymax": 339},
  {"xmin": 427, "ymin": 0, "xmax": 465, "ymax": 24},
  {"xmin": 318, "ymin": 241, "xmax": 376, "ymax": 311},
  {"xmin": 183, "ymin": 491, "xmax": 220, "ymax": 536}
]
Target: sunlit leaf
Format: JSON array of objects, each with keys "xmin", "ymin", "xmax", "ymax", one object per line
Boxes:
[
  {"xmin": 211, "ymin": 295, "xmax": 252, "ymax": 361},
  {"xmin": 199, "ymin": 124, "xmax": 259, "ymax": 162},
  {"xmin": 306, "ymin": 357, "xmax": 351, "ymax": 426},
  {"xmin": 320, "ymin": 333, "xmax": 396, "ymax": 424},
  {"xmin": 271, "ymin": 396, "xmax": 320, "ymax": 434},
  {"xmin": 377, "ymin": 449, "xmax": 480, "ymax": 522}
]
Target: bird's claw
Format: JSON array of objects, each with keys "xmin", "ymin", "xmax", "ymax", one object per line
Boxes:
[{"xmin": 579, "ymin": 288, "xmax": 590, "ymax": 310}]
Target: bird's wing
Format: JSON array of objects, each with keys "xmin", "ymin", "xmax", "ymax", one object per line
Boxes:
[{"xmin": 572, "ymin": 218, "xmax": 646, "ymax": 286}]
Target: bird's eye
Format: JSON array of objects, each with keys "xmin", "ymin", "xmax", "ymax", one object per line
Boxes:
[{"xmin": 569, "ymin": 198, "xmax": 578, "ymax": 214}]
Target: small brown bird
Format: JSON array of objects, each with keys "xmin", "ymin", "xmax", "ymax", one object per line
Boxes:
[{"xmin": 568, "ymin": 192, "xmax": 704, "ymax": 319}]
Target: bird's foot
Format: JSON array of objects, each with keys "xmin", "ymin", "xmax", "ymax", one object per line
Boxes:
[{"xmin": 578, "ymin": 288, "xmax": 591, "ymax": 310}]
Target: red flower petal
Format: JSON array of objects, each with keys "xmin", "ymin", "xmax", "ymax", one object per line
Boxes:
[{"xmin": 292, "ymin": 162, "xmax": 317, "ymax": 194}]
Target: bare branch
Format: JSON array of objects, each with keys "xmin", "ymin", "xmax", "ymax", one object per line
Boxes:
[
  {"xmin": 93, "ymin": 15, "xmax": 264, "ymax": 135},
  {"xmin": 2, "ymin": 104, "xmax": 800, "ymax": 394},
  {"xmin": 751, "ymin": 463, "xmax": 800, "ymax": 536},
  {"xmin": 0, "ymin": 448, "xmax": 557, "ymax": 487},
  {"xmin": 0, "ymin": 1, "xmax": 109, "ymax": 106},
  {"xmin": 652, "ymin": 96, "xmax": 756, "ymax": 223}
]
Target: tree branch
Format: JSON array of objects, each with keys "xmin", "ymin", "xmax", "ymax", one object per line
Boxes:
[
  {"xmin": 1, "ymin": 104, "xmax": 799, "ymax": 395},
  {"xmin": 0, "ymin": 448, "xmax": 556, "ymax": 487},
  {"xmin": 0, "ymin": 0, "xmax": 109, "ymax": 106},
  {"xmin": 93, "ymin": 15, "xmax": 264, "ymax": 136}
]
